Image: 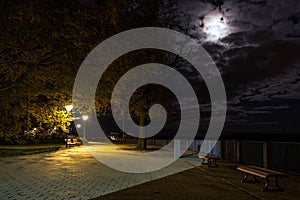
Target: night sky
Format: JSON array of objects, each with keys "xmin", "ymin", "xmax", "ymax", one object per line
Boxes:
[
  {"xmin": 179, "ymin": 0, "xmax": 300, "ymax": 135},
  {"xmin": 1, "ymin": 0, "xmax": 299, "ymax": 140}
]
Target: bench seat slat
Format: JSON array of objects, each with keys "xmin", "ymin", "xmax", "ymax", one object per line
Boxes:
[
  {"xmin": 199, "ymin": 154, "xmax": 219, "ymax": 159},
  {"xmin": 237, "ymin": 167, "xmax": 269, "ymax": 178},
  {"xmin": 237, "ymin": 166, "xmax": 287, "ymax": 178}
]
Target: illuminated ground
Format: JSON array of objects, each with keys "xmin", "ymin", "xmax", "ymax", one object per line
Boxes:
[{"xmin": 0, "ymin": 144, "xmax": 199, "ymax": 199}]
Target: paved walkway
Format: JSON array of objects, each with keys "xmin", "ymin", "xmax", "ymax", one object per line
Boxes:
[
  {"xmin": 0, "ymin": 144, "xmax": 200, "ymax": 200},
  {"xmin": 0, "ymin": 144, "xmax": 299, "ymax": 200}
]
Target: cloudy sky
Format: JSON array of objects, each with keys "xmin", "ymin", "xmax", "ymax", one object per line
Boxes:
[{"xmin": 179, "ymin": 0, "xmax": 300, "ymax": 134}]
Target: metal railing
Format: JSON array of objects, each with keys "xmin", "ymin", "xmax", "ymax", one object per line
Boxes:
[
  {"xmin": 268, "ymin": 142, "xmax": 300, "ymax": 173},
  {"xmin": 221, "ymin": 140, "xmax": 300, "ymax": 173},
  {"xmin": 240, "ymin": 141, "xmax": 263, "ymax": 167}
]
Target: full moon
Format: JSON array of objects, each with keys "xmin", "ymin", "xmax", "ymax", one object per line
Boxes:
[{"xmin": 200, "ymin": 12, "xmax": 229, "ymax": 41}]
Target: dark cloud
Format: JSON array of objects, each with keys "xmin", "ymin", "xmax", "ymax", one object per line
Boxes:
[
  {"xmin": 222, "ymin": 38, "xmax": 300, "ymax": 93},
  {"xmin": 179, "ymin": 0, "xmax": 300, "ymax": 133}
]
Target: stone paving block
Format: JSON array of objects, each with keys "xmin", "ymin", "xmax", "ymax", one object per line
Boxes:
[{"xmin": 2, "ymin": 145, "xmax": 298, "ymax": 200}]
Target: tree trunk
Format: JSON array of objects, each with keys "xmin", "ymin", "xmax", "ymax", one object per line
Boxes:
[{"xmin": 136, "ymin": 117, "xmax": 147, "ymax": 150}]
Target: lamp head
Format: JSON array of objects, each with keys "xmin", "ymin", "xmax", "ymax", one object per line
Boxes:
[
  {"xmin": 65, "ymin": 105, "xmax": 73, "ymax": 112},
  {"xmin": 82, "ymin": 115, "xmax": 89, "ymax": 121}
]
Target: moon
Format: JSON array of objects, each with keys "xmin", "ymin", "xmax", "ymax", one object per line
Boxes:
[{"xmin": 200, "ymin": 12, "xmax": 229, "ymax": 41}]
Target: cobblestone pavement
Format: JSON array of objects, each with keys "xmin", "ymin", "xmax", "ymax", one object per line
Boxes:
[
  {"xmin": 1, "ymin": 144, "xmax": 299, "ymax": 200},
  {"xmin": 0, "ymin": 144, "xmax": 201, "ymax": 200}
]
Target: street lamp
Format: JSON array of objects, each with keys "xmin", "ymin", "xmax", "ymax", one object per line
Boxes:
[
  {"xmin": 82, "ymin": 115, "xmax": 88, "ymax": 141},
  {"xmin": 82, "ymin": 115, "xmax": 88, "ymax": 121},
  {"xmin": 65, "ymin": 104, "xmax": 73, "ymax": 112},
  {"xmin": 64, "ymin": 104, "xmax": 73, "ymax": 136},
  {"xmin": 76, "ymin": 124, "xmax": 81, "ymax": 129}
]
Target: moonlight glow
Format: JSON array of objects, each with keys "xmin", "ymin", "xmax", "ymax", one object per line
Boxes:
[{"xmin": 201, "ymin": 12, "xmax": 229, "ymax": 41}]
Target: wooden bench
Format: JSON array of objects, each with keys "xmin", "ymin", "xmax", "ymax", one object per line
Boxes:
[
  {"xmin": 65, "ymin": 139, "xmax": 75, "ymax": 148},
  {"xmin": 237, "ymin": 165, "xmax": 288, "ymax": 191},
  {"xmin": 199, "ymin": 154, "xmax": 220, "ymax": 167},
  {"xmin": 65, "ymin": 138, "xmax": 82, "ymax": 148},
  {"xmin": 72, "ymin": 138, "xmax": 82, "ymax": 145}
]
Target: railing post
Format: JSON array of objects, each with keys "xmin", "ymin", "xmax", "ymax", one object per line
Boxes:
[
  {"xmin": 219, "ymin": 140, "xmax": 223, "ymax": 159},
  {"xmin": 263, "ymin": 142, "xmax": 268, "ymax": 168},
  {"xmin": 225, "ymin": 140, "xmax": 229, "ymax": 159},
  {"xmin": 236, "ymin": 140, "xmax": 240, "ymax": 163}
]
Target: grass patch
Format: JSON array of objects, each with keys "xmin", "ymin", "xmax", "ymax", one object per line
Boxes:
[{"xmin": 0, "ymin": 144, "xmax": 63, "ymax": 157}]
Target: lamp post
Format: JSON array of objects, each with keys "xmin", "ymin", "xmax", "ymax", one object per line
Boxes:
[
  {"xmin": 82, "ymin": 115, "xmax": 88, "ymax": 141},
  {"xmin": 64, "ymin": 104, "xmax": 73, "ymax": 136}
]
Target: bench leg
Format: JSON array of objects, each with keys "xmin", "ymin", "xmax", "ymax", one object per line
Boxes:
[
  {"xmin": 275, "ymin": 176, "xmax": 283, "ymax": 191},
  {"xmin": 242, "ymin": 173, "xmax": 260, "ymax": 183},
  {"xmin": 208, "ymin": 159, "xmax": 218, "ymax": 167},
  {"xmin": 242, "ymin": 173, "xmax": 248, "ymax": 183},
  {"xmin": 262, "ymin": 177, "xmax": 270, "ymax": 192},
  {"xmin": 214, "ymin": 159, "xmax": 218, "ymax": 167},
  {"xmin": 202, "ymin": 158, "xmax": 209, "ymax": 165}
]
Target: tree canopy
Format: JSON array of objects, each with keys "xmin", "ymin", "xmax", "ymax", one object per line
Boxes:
[{"xmin": 0, "ymin": 0, "xmax": 191, "ymax": 145}]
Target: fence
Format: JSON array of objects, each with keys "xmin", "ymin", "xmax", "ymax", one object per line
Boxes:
[
  {"xmin": 221, "ymin": 140, "xmax": 235, "ymax": 161},
  {"xmin": 268, "ymin": 142, "xmax": 300, "ymax": 173},
  {"xmin": 240, "ymin": 141, "xmax": 263, "ymax": 167},
  {"xmin": 124, "ymin": 138, "xmax": 220, "ymax": 156},
  {"xmin": 220, "ymin": 140, "xmax": 300, "ymax": 173}
]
